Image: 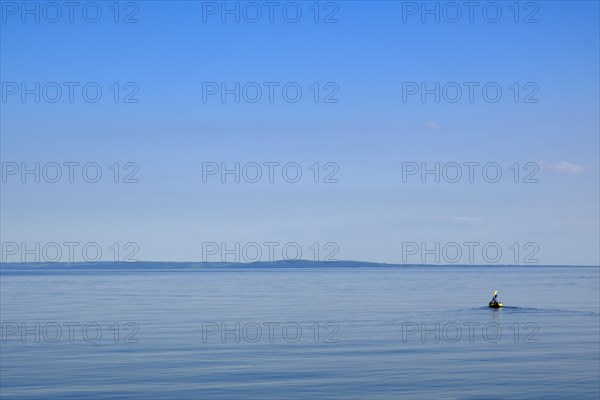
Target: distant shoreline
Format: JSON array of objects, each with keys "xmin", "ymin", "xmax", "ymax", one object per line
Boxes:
[{"xmin": 1, "ymin": 261, "xmax": 599, "ymax": 270}]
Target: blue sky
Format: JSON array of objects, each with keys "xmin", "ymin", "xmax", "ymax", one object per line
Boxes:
[{"xmin": 1, "ymin": 1, "xmax": 598, "ymax": 265}]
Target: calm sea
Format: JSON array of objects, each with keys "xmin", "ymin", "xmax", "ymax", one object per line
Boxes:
[{"xmin": 1, "ymin": 265, "xmax": 599, "ymax": 399}]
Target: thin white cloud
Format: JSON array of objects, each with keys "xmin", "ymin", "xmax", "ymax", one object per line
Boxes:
[
  {"xmin": 540, "ymin": 161, "xmax": 587, "ymax": 174},
  {"xmin": 438, "ymin": 216, "xmax": 481, "ymax": 223},
  {"xmin": 424, "ymin": 121, "xmax": 440, "ymax": 130}
]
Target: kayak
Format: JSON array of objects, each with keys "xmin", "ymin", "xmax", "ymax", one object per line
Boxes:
[{"xmin": 489, "ymin": 290, "xmax": 503, "ymax": 308}]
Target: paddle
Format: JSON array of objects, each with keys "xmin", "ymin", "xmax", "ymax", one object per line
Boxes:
[{"xmin": 489, "ymin": 290, "xmax": 503, "ymax": 307}]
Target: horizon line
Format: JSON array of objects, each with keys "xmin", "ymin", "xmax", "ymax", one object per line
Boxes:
[{"xmin": 1, "ymin": 260, "xmax": 599, "ymax": 268}]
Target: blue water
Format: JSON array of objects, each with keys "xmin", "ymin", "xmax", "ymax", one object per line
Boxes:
[{"xmin": 1, "ymin": 265, "xmax": 599, "ymax": 399}]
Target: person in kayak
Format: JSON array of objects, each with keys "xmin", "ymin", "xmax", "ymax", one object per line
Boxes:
[{"xmin": 490, "ymin": 291, "xmax": 500, "ymax": 305}]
